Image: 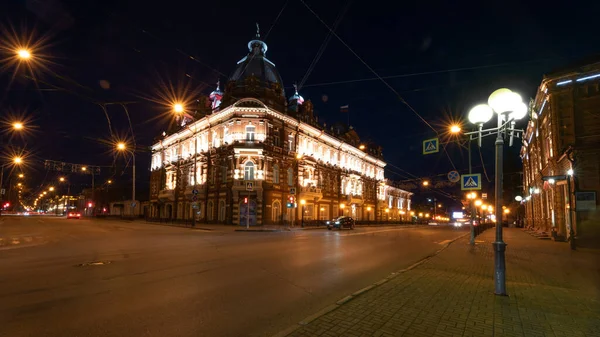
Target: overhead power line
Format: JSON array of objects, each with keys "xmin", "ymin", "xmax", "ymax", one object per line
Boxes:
[{"xmin": 299, "ymin": 0, "xmax": 458, "ymax": 171}]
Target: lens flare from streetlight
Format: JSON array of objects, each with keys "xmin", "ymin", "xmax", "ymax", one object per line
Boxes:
[
  {"xmin": 173, "ymin": 103, "xmax": 184, "ymax": 113},
  {"xmin": 12, "ymin": 122, "xmax": 23, "ymax": 130},
  {"xmin": 117, "ymin": 142, "xmax": 126, "ymax": 150},
  {"xmin": 450, "ymin": 124, "xmax": 461, "ymax": 134},
  {"xmin": 59, "ymin": 177, "xmax": 65, "ymax": 182},
  {"xmin": 17, "ymin": 49, "xmax": 31, "ymax": 59},
  {"xmin": 0, "ymin": 24, "xmax": 55, "ymax": 90},
  {"xmin": 13, "ymin": 156, "xmax": 22, "ymax": 164},
  {"xmin": 422, "ymin": 181, "xmax": 429, "ymax": 186}
]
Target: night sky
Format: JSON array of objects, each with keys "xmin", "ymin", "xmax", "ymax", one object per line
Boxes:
[{"xmin": 2, "ymin": 0, "xmax": 600, "ymax": 207}]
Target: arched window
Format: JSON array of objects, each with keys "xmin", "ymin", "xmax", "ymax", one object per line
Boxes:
[
  {"xmin": 218, "ymin": 200, "xmax": 226, "ymax": 221},
  {"xmin": 272, "ymin": 200, "xmax": 281, "ymax": 223},
  {"xmin": 207, "ymin": 201, "xmax": 214, "ymax": 221},
  {"xmin": 287, "ymin": 167, "xmax": 294, "ymax": 186},
  {"xmin": 273, "ymin": 164, "xmax": 280, "ymax": 184},
  {"xmin": 244, "ymin": 161, "xmax": 255, "ymax": 180}
]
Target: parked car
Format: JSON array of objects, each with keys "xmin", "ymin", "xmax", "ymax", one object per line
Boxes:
[
  {"xmin": 326, "ymin": 216, "xmax": 355, "ymax": 230},
  {"xmin": 67, "ymin": 210, "xmax": 81, "ymax": 219}
]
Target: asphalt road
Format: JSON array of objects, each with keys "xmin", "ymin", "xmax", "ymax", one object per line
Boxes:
[{"xmin": 0, "ymin": 216, "xmax": 467, "ymax": 337}]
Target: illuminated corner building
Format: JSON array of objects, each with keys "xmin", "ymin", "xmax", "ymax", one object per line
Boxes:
[
  {"xmin": 521, "ymin": 57, "xmax": 600, "ymax": 242},
  {"xmin": 148, "ymin": 29, "xmax": 412, "ymax": 225}
]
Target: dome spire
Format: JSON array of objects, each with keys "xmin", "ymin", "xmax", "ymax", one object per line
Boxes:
[
  {"xmin": 247, "ymin": 23, "xmax": 267, "ymax": 55},
  {"xmin": 209, "ymin": 79, "xmax": 223, "ymax": 111}
]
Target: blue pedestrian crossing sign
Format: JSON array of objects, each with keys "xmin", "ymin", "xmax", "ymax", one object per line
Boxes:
[
  {"xmin": 461, "ymin": 174, "xmax": 482, "ymax": 190},
  {"xmin": 422, "ymin": 138, "xmax": 439, "ymax": 155}
]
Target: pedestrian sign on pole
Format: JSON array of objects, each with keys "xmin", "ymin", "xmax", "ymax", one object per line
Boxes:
[
  {"xmin": 422, "ymin": 138, "xmax": 439, "ymax": 155},
  {"xmin": 246, "ymin": 181, "xmax": 254, "ymax": 191},
  {"xmin": 461, "ymin": 174, "xmax": 482, "ymax": 190},
  {"xmin": 289, "ymin": 187, "xmax": 296, "ymax": 195},
  {"xmin": 447, "ymin": 170, "xmax": 460, "ymax": 183}
]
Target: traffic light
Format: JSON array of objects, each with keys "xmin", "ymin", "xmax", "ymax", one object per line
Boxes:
[
  {"xmin": 243, "ymin": 197, "xmax": 248, "ymax": 204},
  {"xmin": 286, "ymin": 195, "xmax": 296, "ymax": 208}
]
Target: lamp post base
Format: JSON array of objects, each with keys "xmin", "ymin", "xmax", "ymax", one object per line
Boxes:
[{"xmin": 492, "ymin": 241, "xmax": 508, "ymax": 296}]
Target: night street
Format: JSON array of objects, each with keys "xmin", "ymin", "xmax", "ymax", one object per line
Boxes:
[{"xmin": 0, "ymin": 217, "xmax": 466, "ymax": 337}]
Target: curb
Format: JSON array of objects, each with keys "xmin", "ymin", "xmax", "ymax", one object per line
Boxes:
[
  {"xmin": 234, "ymin": 229, "xmax": 284, "ymax": 232},
  {"xmin": 271, "ymin": 232, "xmax": 470, "ymax": 337}
]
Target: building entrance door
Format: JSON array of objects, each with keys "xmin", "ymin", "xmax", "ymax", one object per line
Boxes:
[{"xmin": 239, "ymin": 200, "xmax": 257, "ymax": 226}]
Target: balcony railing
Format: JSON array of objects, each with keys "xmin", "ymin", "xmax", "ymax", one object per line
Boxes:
[{"xmin": 158, "ymin": 189, "xmax": 175, "ymax": 201}]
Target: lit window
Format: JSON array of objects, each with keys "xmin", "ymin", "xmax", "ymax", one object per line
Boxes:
[
  {"xmin": 245, "ymin": 125, "xmax": 256, "ymax": 141},
  {"xmin": 244, "ymin": 161, "xmax": 255, "ymax": 181}
]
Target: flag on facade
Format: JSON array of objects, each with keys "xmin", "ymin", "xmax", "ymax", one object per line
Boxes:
[{"xmin": 340, "ymin": 105, "xmax": 349, "ymax": 113}]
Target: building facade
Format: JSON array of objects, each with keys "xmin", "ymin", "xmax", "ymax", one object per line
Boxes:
[
  {"xmin": 521, "ymin": 58, "xmax": 600, "ymax": 241},
  {"xmin": 148, "ymin": 31, "xmax": 411, "ymax": 225}
]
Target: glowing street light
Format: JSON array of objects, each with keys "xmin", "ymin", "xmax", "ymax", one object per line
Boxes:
[
  {"xmin": 13, "ymin": 122, "xmax": 24, "ymax": 130},
  {"xmin": 466, "ymin": 88, "xmax": 527, "ymax": 296},
  {"xmin": 359, "ymin": 144, "xmax": 366, "ymax": 150},
  {"xmin": 422, "ymin": 181, "xmax": 429, "ymax": 187},
  {"xmin": 504, "ymin": 209, "xmax": 510, "ymax": 214},
  {"xmin": 13, "ymin": 157, "xmax": 22, "ymax": 164},
  {"xmin": 81, "ymin": 166, "xmax": 87, "ymax": 171},
  {"xmin": 450, "ymin": 124, "xmax": 461, "ymax": 134},
  {"xmin": 475, "ymin": 199, "xmax": 483, "ymax": 207},
  {"xmin": 173, "ymin": 103, "xmax": 184, "ymax": 113},
  {"xmin": 116, "ymin": 143, "xmax": 136, "ymax": 212},
  {"xmin": 59, "ymin": 177, "xmax": 65, "ymax": 182},
  {"xmin": 18, "ymin": 174, "xmax": 24, "ymax": 178},
  {"xmin": 107, "ymin": 180, "xmax": 112, "ymax": 184},
  {"xmin": 17, "ymin": 49, "xmax": 31, "ymax": 60},
  {"xmin": 49, "ymin": 187, "xmax": 54, "ymax": 192}
]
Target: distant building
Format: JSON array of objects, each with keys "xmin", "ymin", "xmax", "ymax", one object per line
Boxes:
[
  {"xmin": 521, "ymin": 57, "xmax": 600, "ymax": 242},
  {"xmin": 148, "ymin": 29, "xmax": 412, "ymax": 225}
]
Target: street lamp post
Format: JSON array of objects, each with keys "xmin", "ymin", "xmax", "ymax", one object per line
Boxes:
[
  {"xmin": 300, "ymin": 199, "xmax": 306, "ymax": 228},
  {"xmin": 0, "ymin": 157, "xmax": 23, "ymax": 217},
  {"xmin": 117, "ymin": 143, "xmax": 136, "ymax": 217},
  {"xmin": 466, "ymin": 88, "xmax": 527, "ymax": 296}
]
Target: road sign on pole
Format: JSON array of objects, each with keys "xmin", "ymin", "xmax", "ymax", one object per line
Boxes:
[
  {"xmin": 447, "ymin": 170, "xmax": 460, "ymax": 183},
  {"xmin": 422, "ymin": 138, "xmax": 439, "ymax": 155},
  {"xmin": 289, "ymin": 187, "xmax": 296, "ymax": 195},
  {"xmin": 246, "ymin": 182, "xmax": 254, "ymax": 191},
  {"xmin": 461, "ymin": 174, "xmax": 482, "ymax": 190}
]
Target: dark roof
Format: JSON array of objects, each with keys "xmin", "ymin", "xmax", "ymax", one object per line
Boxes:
[
  {"xmin": 545, "ymin": 54, "xmax": 600, "ymax": 79},
  {"xmin": 229, "ymin": 39, "xmax": 285, "ymax": 94}
]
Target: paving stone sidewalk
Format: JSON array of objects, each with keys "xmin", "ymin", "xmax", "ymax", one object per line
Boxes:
[{"xmin": 284, "ymin": 228, "xmax": 600, "ymax": 337}]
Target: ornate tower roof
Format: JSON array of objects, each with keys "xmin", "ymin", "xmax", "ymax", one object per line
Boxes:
[{"xmin": 221, "ymin": 24, "xmax": 287, "ymax": 111}]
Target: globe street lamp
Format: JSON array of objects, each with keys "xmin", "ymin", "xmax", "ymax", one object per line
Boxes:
[
  {"xmin": 116, "ymin": 142, "xmax": 136, "ymax": 216},
  {"xmin": 466, "ymin": 88, "xmax": 527, "ymax": 296}
]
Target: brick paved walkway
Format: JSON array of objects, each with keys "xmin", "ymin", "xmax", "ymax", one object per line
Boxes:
[{"xmin": 283, "ymin": 228, "xmax": 600, "ymax": 337}]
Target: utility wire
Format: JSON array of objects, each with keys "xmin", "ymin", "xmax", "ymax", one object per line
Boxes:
[
  {"xmin": 302, "ymin": 57, "xmax": 561, "ymax": 88},
  {"xmin": 299, "ymin": 0, "xmax": 458, "ymax": 171},
  {"xmin": 478, "ymin": 145, "xmax": 492, "ymax": 182},
  {"xmin": 299, "ymin": 0, "xmax": 350, "ymax": 89}
]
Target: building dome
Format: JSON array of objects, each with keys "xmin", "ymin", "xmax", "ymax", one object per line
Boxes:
[
  {"xmin": 221, "ymin": 25, "xmax": 287, "ymax": 111},
  {"xmin": 229, "ymin": 39, "xmax": 285, "ymax": 94}
]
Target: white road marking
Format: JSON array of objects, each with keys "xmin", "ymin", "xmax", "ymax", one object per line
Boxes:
[
  {"xmin": 437, "ymin": 239, "xmax": 451, "ymax": 245},
  {"xmin": 339, "ymin": 228, "xmax": 411, "ymax": 237}
]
